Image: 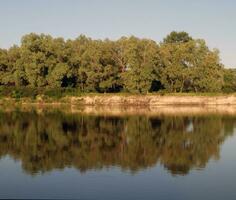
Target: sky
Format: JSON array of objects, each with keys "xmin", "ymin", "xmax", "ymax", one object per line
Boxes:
[{"xmin": 0, "ymin": 0, "xmax": 236, "ymax": 67}]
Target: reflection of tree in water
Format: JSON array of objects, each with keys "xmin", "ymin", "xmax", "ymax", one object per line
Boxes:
[{"xmin": 0, "ymin": 110, "xmax": 235, "ymax": 176}]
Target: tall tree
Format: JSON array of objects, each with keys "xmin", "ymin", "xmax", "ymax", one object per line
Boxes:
[
  {"xmin": 118, "ymin": 36, "xmax": 160, "ymax": 93},
  {"xmin": 160, "ymin": 37, "xmax": 223, "ymax": 93}
]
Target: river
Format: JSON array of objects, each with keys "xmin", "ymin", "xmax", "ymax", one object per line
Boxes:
[{"xmin": 0, "ymin": 106, "xmax": 235, "ymax": 199}]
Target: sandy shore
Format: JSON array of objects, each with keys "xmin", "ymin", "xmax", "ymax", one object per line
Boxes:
[
  {"xmin": 68, "ymin": 95, "xmax": 236, "ymax": 106},
  {"xmin": 2, "ymin": 95, "xmax": 236, "ymax": 116}
]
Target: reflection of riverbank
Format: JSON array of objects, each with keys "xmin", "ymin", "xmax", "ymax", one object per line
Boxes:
[
  {"xmin": 72, "ymin": 105, "xmax": 236, "ymax": 116},
  {"xmin": 2, "ymin": 104, "xmax": 236, "ymax": 116}
]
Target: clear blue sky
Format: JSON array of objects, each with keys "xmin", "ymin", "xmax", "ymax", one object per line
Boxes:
[{"xmin": 0, "ymin": 0, "xmax": 236, "ymax": 67}]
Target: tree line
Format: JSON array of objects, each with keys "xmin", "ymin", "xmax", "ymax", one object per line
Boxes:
[{"xmin": 0, "ymin": 31, "xmax": 235, "ymax": 94}]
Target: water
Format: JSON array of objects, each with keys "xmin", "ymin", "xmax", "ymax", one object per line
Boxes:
[{"xmin": 0, "ymin": 106, "xmax": 236, "ymax": 199}]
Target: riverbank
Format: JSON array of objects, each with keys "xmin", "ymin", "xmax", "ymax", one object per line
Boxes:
[
  {"xmin": 67, "ymin": 94, "xmax": 236, "ymax": 106},
  {"xmin": 1, "ymin": 94, "xmax": 236, "ymax": 106}
]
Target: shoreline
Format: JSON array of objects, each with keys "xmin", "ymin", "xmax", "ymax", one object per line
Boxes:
[
  {"xmin": 68, "ymin": 95, "xmax": 236, "ymax": 106},
  {"xmin": 2, "ymin": 94, "xmax": 236, "ymax": 116},
  {"xmin": 3, "ymin": 94, "xmax": 236, "ymax": 106}
]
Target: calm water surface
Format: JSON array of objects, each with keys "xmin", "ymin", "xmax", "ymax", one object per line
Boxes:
[{"xmin": 0, "ymin": 107, "xmax": 236, "ymax": 199}]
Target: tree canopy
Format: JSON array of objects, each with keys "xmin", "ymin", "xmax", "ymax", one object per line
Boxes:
[{"xmin": 0, "ymin": 31, "xmax": 231, "ymax": 94}]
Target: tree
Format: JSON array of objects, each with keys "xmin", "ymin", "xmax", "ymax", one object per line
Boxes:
[
  {"xmin": 98, "ymin": 40, "xmax": 122, "ymax": 92},
  {"xmin": 163, "ymin": 31, "xmax": 193, "ymax": 44},
  {"xmin": 160, "ymin": 38, "xmax": 224, "ymax": 93},
  {"xmin": 0, "ymin": 48, "xmax": 11, "ymax": 85},
  {"xmin": 222, "ymin": 68, "xmax": 236, "ymax": 93},
  {"xmin": 8, "ymin": 46, "xmax": 28, "ymax": 86},
  {"xmin": 190, "ymin": 44, "xmax": 223, "ymax": 92},
  {"xmin": 20, "ymin": 33, "xmax": 53, "ymax": 87},
  {"xmin": 160, "ymin": 39, "xmax": 196, "ymax": 92},
  {"xmin": 47, "ymin": 63, "xmax": 70, "ymax": 87},
  {"xmin": 0, "ymin": 32, "xmax": 228, "ymax": 94},
  {"xmin": 118, "ymin": 36, "xmax": 160, "ymax": 93}
]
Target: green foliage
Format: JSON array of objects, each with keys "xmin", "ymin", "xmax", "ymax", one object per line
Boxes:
[
  {"xmin": 43, "ymin": 88, "xmax": 81, "ymax": 99},
  {"xmin": 160, "ymin": 39, "xmax": 224, "ymax": 93},
  {"xmin": 0, "ymin": 32, "xmax": 231, "ymax": 96},
  {"xmin": 118, "ymin": 37, "xmax": 160, "ymax": 93},
  {"xmin": 163, "ymin": 31, "xmax": 193, "ymax": 44},
  {"xmin": 222, "ymin": 69, "xmax": 236, "ymax": 93},
  {"xmin": 0, "ymin": 87, "xmax": 39, "ymax": 99}
]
